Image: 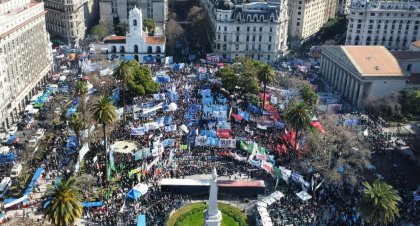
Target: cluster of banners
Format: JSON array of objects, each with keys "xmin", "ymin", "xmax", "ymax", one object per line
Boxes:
[
  {"xmin": 235, "ymin": 141, "xmax": 310, "ymax": 188},
  {"xmin": 195, "ymin": 136, "xmax": 236, "ymax": 148},
  {"xmin": 131, "ymin": 115, "xmax": 174, "ymax": 135}
]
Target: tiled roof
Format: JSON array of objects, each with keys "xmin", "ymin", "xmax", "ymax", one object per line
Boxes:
[
  {"xmin": 104, "ymin": 36, "xmax": 126, "ymax": 44},
  {"xmin": 412, "ymin": 40, "xmax": 420, "ymax": 48},
  {"xmin": 145, "ymin": 36, "xmax": 165, "ymax": 45}
]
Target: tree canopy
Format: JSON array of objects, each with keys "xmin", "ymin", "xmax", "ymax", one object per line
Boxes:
[
  {"xmin": 115, "ymin": 22, "xmax": 129, "ymax": 36},
  {"xmin": 359, "ymin": 180, "xmax": 401, "ymax": 225},
  {"xmin": 143, "ymin": 19, "xmax": 156, "ymax": 33},
  {"xmin": 90, "ymin": 24, "xmax": 108, "ymax": 41},
  {"xmin": 299, "ymin": 84, "xmax": 318, "ymax": 109},
  {"xmin": 125, "ymin": 61, "xmax": 160, "ymax": 96},
  {"xmin": 43, "ymin": 177, "xmax": 82, "ymax": 226}
]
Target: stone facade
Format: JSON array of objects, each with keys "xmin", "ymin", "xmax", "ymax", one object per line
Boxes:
[
  {"xmin": 199, "ymin": 0, "xmax": 289, "ymax": 63},
  {"xmin": 44, "ymin": 0, "xmax": 97, "ymax": 47},
  {"xmin": 288, "ymin": 0, "xmax": 337, "ymax": 41},
  {"xmin": 0, "ymin": 0, "xmax": 53, "ymax": 128},
  {"xmin": 99, "ymin": 0, "xmax": 168, "ymax": 25},
  {"xmin": 345, "ymin": 0, "xmax": 420, "ymax": 51}
]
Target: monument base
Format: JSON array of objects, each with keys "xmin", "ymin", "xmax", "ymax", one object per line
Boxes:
[{"xmin": 204, "ymin": 209, "xmax": 222, "ymax": 226}]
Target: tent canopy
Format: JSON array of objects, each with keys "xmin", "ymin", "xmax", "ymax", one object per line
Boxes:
[
  {"xmin": 82, "ymin": 201, "xmax": 103, "ymax": 208},
  {"xmin": 127, "ymin": 183, "xmax": 148, "ymax": 200},
  {"xmin": 137, "ymin": 214, "xmax": 146, "ymax": 226}
]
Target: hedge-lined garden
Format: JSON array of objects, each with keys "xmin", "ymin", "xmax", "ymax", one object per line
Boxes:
[{"xmin": 167, "ymin": 202, "xmax": 248, "ymax": 226}]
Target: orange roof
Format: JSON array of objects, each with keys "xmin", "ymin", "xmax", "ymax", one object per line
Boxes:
[
  {"xmin": 342, "ymin": 46, "xmax": 403, "ymax": 77},
  {"xmin": 145, "ymin": 36, "xmax": 165, "ymax": 45},
  {"xmin": 412, "ymin": 40, "xmax": 420, "ymax": 48},
  {"xmin": 104, "ymin": 36, "xmax": 126, "ymax": 43}
]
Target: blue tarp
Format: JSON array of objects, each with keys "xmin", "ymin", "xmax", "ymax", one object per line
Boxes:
[
  {"xmin": 167, "ymin": 91, "xmax": 178, "ymax": 103},
  {"xmin": 127, "ymin": 189, "xmax": 141, "ymax": 200},
  {"xmin": 82, "ymin": 201, "xmax": 103, "ymax": 208},
  {"xmin": 5, "ymin": 134, "xmax": 17, "ymax": 144},
  {"xmin": 0, "ymin": 153, "xmax": 16, "ymax": 163},
  {"xmin": 157, "ymin": 76, "xmax": 171, "ymax": 83},
  {"xmin": 137, "ymin": 214, "xmax": 146, "ymax": 226},
  {"xmin": 164, "ymin": 116, "xmax": 173, "ymax": 125},
  {"xmin": 24, "ymin": 167, "xmax": 43, "ymax": 196}
]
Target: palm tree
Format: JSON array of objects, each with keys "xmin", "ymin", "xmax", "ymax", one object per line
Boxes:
[
  {"xmin": 75, "ymin": 80, "xmax": 89, "ymax": 111},
  {"xmin": 113, "ymin": 61, "xmax": 132, "ymax": 123},
  {"xmin": 90, "ymin": 95, "xmax": 117, "ymax": 181},
  {"xmin": 359, "ymin": 180, "xmax": 401, "ymax": 225},
  {"xmin": 284, "ymin": 102, "xmax": 311, "ymax": 152},
  {"xmin": 257, "ymin": 64, "xmax": 275, "ymax": 111},
  {"xmin": 43, "ymin": 177, "xmax": 83, "ymax": 226},
  {"xmin": 299, "ymin": 84, "xmax": 318, "ymax": 109},
  {"xmin": 69, "ymin": 113, "xmax": 84, "ymax": 143}
]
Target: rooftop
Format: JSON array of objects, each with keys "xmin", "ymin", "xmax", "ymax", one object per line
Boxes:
[
  {"xmin": 145, "ymin": 36, "xmax": 165, "ymax": 45},
  {"xmin": 104, "ymin": 35, "xmax": 126, "ymax": 44},
  {"xmin": 412, "ymin": 40, "xmax": 420, "ymax": 48},
  {"xmin": 342, "ymin": 46, "xmax": 403, "ymax": 76},
  {"xmin": 391, "ymin": 51, "xmax": 420, "ymax": 60}
]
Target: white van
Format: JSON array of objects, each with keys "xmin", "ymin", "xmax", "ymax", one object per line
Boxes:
[
  {"xmin": 0, "ymin": 177, "xmax": 11, "ymax": 198},
  {"xmin": 10, "ymin": 164, "xmax": 22, "ymax": 178}
]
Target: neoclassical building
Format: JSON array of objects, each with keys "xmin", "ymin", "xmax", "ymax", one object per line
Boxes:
[
  {"xmin": 345, "ymin": 0, "xmax": 420, "ymax": 50},
  {"xmin": 199, "ymin": 0, "xmax": 289, "ymax": 63},
  {"xmin": 0, "ymin": 0, "xmax": 53, "ymax": 128},
  {"xmin": 320, "ymin": 46, "xmax": 406, "ymax": 108},
  {"xmin": 44, "ymin": 0, "xmax": 97, "ymax": 47},
  {"xmin": 104, "ymin": 6, "xmax": 165, "ymax": 63},
  {"xmin": 288, "ymin": 0, "xmax": 337, "ymax": 41}
]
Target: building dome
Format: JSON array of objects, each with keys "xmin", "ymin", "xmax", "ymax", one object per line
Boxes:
[{"xmin": 217, "ymin": 0, "xmax": 234, "ymax": 10}]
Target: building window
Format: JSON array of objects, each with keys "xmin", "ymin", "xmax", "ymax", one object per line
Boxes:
[
  {"xmin": 252, "ymin": 36, "xmax": 255, "ymax": 42},
  {"xmin": 235, "ymin": 44, "xmax": 239, "ymax": 50},
  {"xmin": 224, "ymin": 35, "xmax": 227, "ymax": 41},
  {"xmin": 259, "ymin": 36, "xmax": 262, "ymax": 42},
  {"xmin": 268, "ymin": 45, "xmax": 271, "ymax": 51},
  {"xmin": 218, "ymin": 34, "xmax": 220, "ymax": 40},
  {"xmin": 246, "ymin": 35, "xmax": 249, "ymax": 41},
  {"xmin": 156, "ymin": 46, "xmax": 161, "ymax": 53},
  {"xmin": 267, "ymin": 55, "xmax": 270, "ymax": 61},
  {"xmin": 223, "ymin": 44, "xmax": 227, "ymax": 50},
  {"xmin": 236, "ymin": 35, "xmax": 239, "ymax": 42},
  {"xmin": 296, "ymin": 22, "xmax": 300, "ymax": 26},
  {"xmin": 133, "ymin": 19, "xmax": 137, "ymax": 26},
  {"xmin": 259, "ymin": 27, "xmax": 262, "ymax": 32},
  {"xmin": 120, "ymin": 46, "xmax": 125, "ymax": 53},
  {"xmin": 247, "ymin": 26, "xmax": 250, "ymax": 32},
  {"xmin": 134, "ymin": 45, "xmax": 138, "ymax": 53},
  {"xmin": 407, "ymin": 64, "xmax": 412, "ymax": 72},
  {"xmin": 147, "ymin": 46, "xmax": 152, "ymax": 53},
  {"xmin": 224, "ymin": 26, "xmax": 227, "ymax": 31},
  {"xmin": 269, "ymin": 36, "xmax": 272, "ymax": 42},
  {"xmin": 236, "ymin": 26, "xmax": 240, "ymax": 32},
  {"xmin": 269, "ymin": 27, "xmax": 273, "ymax": 32}
]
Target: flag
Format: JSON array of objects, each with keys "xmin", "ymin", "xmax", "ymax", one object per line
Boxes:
[
  {"xmin": 273, "ymin": 166, "xmax": 282, "ymax": 178},
  {"xmin": 180, "ymin": 144, "xmax": 188, "ymax": 150}
]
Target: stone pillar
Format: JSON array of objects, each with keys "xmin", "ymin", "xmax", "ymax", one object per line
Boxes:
[
  {"xmin": 348, "ymin": 77, "xmax": 355, "ymax": 101},
  {"xmin": 356, "ymin": 83, "xmax": 365, "ymax": 107},
  {"xmin": 339, "ymin": 69, "xmax": 346, "ymax": 94},
  {"xmin": 328, "ymin": 59, "xmax": 333, "ymax": 83},
  {"xmin": 344, "ymin": 73, "xmax": 351, "ymax": 98},
  {"xmin": 336, "ymin": 67, "xmax": 342, "ymax": 91},
  {"xmin": 352, "ymin": 80, "xmax": 360, "ymax": 105}
]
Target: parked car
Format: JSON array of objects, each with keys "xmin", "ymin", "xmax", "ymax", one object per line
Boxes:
[
  {"xmin": 7, "ymin": 126, "xmax": 17, "ymax": 135},
  {"xmin": 1, "ymin": 134, "xmax": 10, "ymax": 144},
  {"xmin": 10, "ymin": 163, "xmax": 22, "ymax": 179},
  {"xmin": 27, "ymin": 137, "xmax": 38, "ymax": 148},
  {"xmin": 0, "ymin": 177, "xmax": 11, "ymax": 199},
  {"xmin": 35, "ymin": 129, "xmax": 45, "ymax": 140}
]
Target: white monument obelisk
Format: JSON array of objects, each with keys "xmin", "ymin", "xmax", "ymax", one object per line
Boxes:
[{"xmin": 204, "ymin": 167, "xmax": 222, "ymax": 226}]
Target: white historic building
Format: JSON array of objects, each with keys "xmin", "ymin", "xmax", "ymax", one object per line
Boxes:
[
  {"xmin": 44, "ymin": 0, "xmax": 98, "ymax": 47},
  {"xmin": 199, "ymin": 0, "xmax": 289, "ymax": 63},
  {"xmin": 345, "ymin": 0, "xmax": 420, "ymax": 50},
  {"xmin": 320, "ymin": 46, "xmax": 406, "ymax": 108},
  {"xmin": 104, "ymin": 6, "xmax": 165, "ymax": 63},
  {"xmin": 288, "ymin": 0, "xmax": 337, "ymax": 41},
  {"xmin": 0, "ymin": 0, "xmax": 53, "ymax": 128}
]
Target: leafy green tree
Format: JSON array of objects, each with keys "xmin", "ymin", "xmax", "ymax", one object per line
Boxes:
[
  {"xmin": 257, "ymin": 64, "xmax": 275, "ymax": 110},
  {"xmin": 43, "ymin": 177, "xmax": 82, "ymax": 226},
  {"xmin": 69, "ymin": 113, "xmax": 84, "ymax": 142},
  {"xmin": 126, "ymin": 61, "xmax": 159, "ymax": 96},
  {"xmin": 90, "ymin": 96, "xmax": 117, "ymax": 181},
  {"xmin": 400, "ymin": 90, "xmax": 420, "ymax": 119},
  {"xmin": 359, "ymin": 180, "xmax": 401, "ymax": 225},
  {"xmin": 113, "ymin": 61, "xmax": 132, "ymax": 122},
  {"xmin": 217, "ymin": 57, "xmax": 260, "ymax": 99},
  {"xmin": 299, "ymin": 84, "xmax": 318, "ymax": 109},
  {"xmin": 143, "ymin": 19, "xmax": 156, "ymax": 33},
  {"xmin": 115, "ymin": 22, "xmax": 129, "ymax": 36},
  {"xmin": 284, "ymin": 102, "xmax": 312, "ymax": 152},
  {"xmin": 90, "ymin": 24, "xmax": 108, "ymax": 41}
]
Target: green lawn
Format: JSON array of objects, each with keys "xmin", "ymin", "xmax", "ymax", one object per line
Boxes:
[{"xmin": 167, "ymin": 202, "xmax": 247, "ymax": 226}]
